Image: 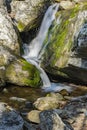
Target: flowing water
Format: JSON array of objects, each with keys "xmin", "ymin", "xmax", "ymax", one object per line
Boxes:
[
  {"xmin": 0, "ymin": 4, "xmax": 87, "ymax": 111},
  {"xmin": 24, "ymin": 3, "xmax": 59, "ymax": 59},
  {"xmin": 23, "ymin": 3, "xmax": 59, "ymax": 89}
]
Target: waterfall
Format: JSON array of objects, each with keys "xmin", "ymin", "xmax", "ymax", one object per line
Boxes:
[
  {"xmin": 24, "ymin": 3, "xmax": 59, "ymax": 59},
  {"xmin": 26, "ymin": 59, "xmax": 51, "ymax": 87},
  {"xmin": 23, "ymin": 3, "xmax": 59, "ymax": 88}
]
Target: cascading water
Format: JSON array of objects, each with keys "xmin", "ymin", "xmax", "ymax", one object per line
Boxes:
[
  {"xmin": 24, "ymin": 3, "xmax": 59, "ymax": 59},
  {"xmin": 23, "ymin": 3, "xmax": 73, "ymax": 91},
  {"xmin": 23, "ymin": 3, "xmax": 59, "ymax": 88}
]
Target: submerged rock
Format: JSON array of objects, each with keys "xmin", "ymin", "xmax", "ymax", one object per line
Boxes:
[
  {"xmin": 11, "ymin": 0, "xmax": 52, "ymax": 32},
  {"xmin": 41, "ymin": 2, "xmax": 87, "ymax": 84}
]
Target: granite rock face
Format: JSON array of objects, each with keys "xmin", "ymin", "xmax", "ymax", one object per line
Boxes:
[
  {"xmin": 41, "ymin": 2, "xmax": 87, "ymax": 84},
  {"xmin": 0, "ymin": 6, "xmax": 20, "ymax": 54},
  {"xmin": 11, "ymin": 0, "xmax": 52, "ymax": 32}
]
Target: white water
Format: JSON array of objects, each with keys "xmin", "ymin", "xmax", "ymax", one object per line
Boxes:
[
  {"xmin": 23, "ymin": 3, "xmax": 59, "ymax": 88},
  {"xmin": 27, "ymin": 58, "xmax": 51, "ymax": 87},
  {"xmin": 24, "ymin": 3, "xmax": 59, "ymax": 59},
  {"xmin": 23, "ymin": 3, "xmax": 74, "ymax": 91}
]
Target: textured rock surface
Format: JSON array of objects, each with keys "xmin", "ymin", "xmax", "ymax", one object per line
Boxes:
[
  {"xmin": 34, "ymin": 92, "xmax": 65, "ymax": 110},
  {"xmin": 6, "ymin": 58, "xmax": 41, "ymax": 87},
  {"xmin": 0, "ymin": 7, "xmax": 20, "ymax": 54},
  {"xmin": 41, "ymin": 3, "xmax": 87, "ymax": 84},
  {"xmin": 11, "ymin": 0, "xmax": 52, "ymax": 32},
  {"xmin": 0, "ymin": 102, "xmax": 24, "ymax": 130},
  {"xmin": 60, "ymin": 1, "xmax": 75, "ymax": 10},
  {"xmin": 27, "ymin": 110, "xmax": 40, "ymax": 123},
  {"xmin": 39, "ymin": 110, "xmax": 65, "ymax": 130},
  {"xmin": 0, "ymin": 111, "xmax": 24, "ymax": 130},
  {"xmin": 0, "ymin": 45, "xmax": 41, "ymax": 87}
]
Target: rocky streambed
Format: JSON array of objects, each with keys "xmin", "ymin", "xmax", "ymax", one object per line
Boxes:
[{"xmin": 0, "ymin": 0, "xmax": 87, "ymax": 130}]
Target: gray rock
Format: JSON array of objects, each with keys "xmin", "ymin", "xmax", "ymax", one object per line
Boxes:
[
  {"xmin": 0, "ymin": 110, "xmax": 24, "ymax": 130},
  {"xmin": 41, "ymin": 3, "xmax": 87, "ymax": 84},
  {"xmin": 0, "ymin": 7, "xmax": 20, "ymax": 54},
  {"xmin": 0, "ymin": 45, "xmax": 41, "ymax": 87},
  {"xmin": 39, "ymin": 110, "xmax": 65, "ymax": 130},
  {"xmin": 60, "ymin": 1, "xmax": 75, "ymax": 10},
  {"xmin": 11, "ymin": 0, "xmax": 52, "ymax": 32}
]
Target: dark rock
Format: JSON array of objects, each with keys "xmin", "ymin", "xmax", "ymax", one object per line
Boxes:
[{"xmin": 39, "ymin": 110, "xmax": 66, "ymax": 130}]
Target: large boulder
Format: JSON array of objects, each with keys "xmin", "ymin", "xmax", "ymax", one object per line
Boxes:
[
  {"xmin": 40, "ymin": 3, "xmax": 87, "ymax": 84},
  {"xmin": 11, "ymin": 0, "xmax": 52, "ymax": 32},
  {"xmin": 0, "ymin": 6, "xmax": 20, "ymax": 54},
  {"xmin": 0, "ymin": 45, "xmax": 41, "ymax": 87},
  {"xmin": 6, "ymin": 58, "xmax": 41, "ymax": 87},
  {"xmin": 0, "ymin": 102, "xmax": 24, "ymax": 130}
]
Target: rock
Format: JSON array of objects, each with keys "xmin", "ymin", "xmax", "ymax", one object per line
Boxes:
[
  {"xmin": 0, "ymin": 67, "xmax": 6, "ymax": 87},
  {"xmin": 6, "ymin": 58, "xmax": 41, "ymax": 87},
  {"xmin": 24, "ymin": 120, "xmax": 39, "ymax": 130},
  {"xmin": 73, "ymin": 0, "xmax": 86, "ymax": 3},
  {"xmin": 0, "ymin": 110, "xmax": 24, "ymax": 130},
  {"xmin": 27, "ymin": 110, "xmax": 40, "ymax": 123},
  {"xmin": 39, "ymin": 110, "xmax": 66, "ymax": 130},
  {"xmin": 59, "ymin": 89, "xmax": 69, "ymax": 96},
  {"xmin": 0, "ymin": 0, "xmax": 4, "ymax": 7},
  {"xmin": 0, "ymin": 45, "xmax": 16, "ymax": 87},
  {"xmin": 0, "ymin": 45, "xmax": 41, "ymax": 87},
  {"xmin": 0, "ymin": 7, "xmax": 20, "ymax": 54},
  {"xmin": 34, "ymin": 93, "xmax": 65, "ymax": 110},
  {"xmin": 11, "ymin": 0, "xmax": 52, "ymax": 32},
  {"xmin": 46, "ymin": 92, "xmax": 64, "ymax": 100},
  {"xmin": 0, "ymin": 102, "xmax": 8, "ymax": 114},
  {"xmin": 0, "ymin": 102, "xmax": 23, "ymax": 130},
  {"xmin": 34, "ymin": 97, "xmax": 60, "ymax": 110},
  {"xmin": 60, "ymin": 1, "xmax": 75, "ymax": 10},
  {"xmin": 60, "ymin": 95, "xmax": 87, "ymax": 130},
  {"xmin": 9, "ymin": 97, "xmax": 27, "ymax": 102},
  {"xmin": 25, "ymin": 101, "xmax": 33, "ymax": 109},
  {"xmin": 41, "ymin": 2, "xmax": 87, "ymax": 84}
]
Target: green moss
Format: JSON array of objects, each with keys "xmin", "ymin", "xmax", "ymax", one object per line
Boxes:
[
  {"xmin": 41, "ymin": 3, "xmax": 87, "ymax": 78},
  {"xmin": 17, "ymin": 21, "xmax": 25, "ymax": 32},
  {"xmin": 21, "ymin": 59, "xmax": 41, "ymax": 87}
]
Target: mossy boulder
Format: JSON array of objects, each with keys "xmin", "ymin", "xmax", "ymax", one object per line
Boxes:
[
  {"xmin": 11, "ymin": 0, "xmax": 52, "ymax": 32},
  {"xmin": 6, "ymin": 58, "xmax": 41, "ymax": 87},
  {"xmin": 41, "ymin": 3, "xmax": 87, "ymax": 83},
  {"xmin": 0, "ymin": 45, "xmax": 41, "ymax": 87}
]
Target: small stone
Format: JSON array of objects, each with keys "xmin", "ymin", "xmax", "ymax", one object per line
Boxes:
[
  {"xmin": 60, "ymin": 89, "xmax": 69, "ymax": 96},
  {"xmin": 27, "ymin": 110, "xmax": 40, "ymax": 123}
]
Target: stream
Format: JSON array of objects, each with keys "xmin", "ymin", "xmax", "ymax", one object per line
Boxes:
[{"xmin": 0, "ymin": 3, "xmax": 87, "ymax": 112}]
